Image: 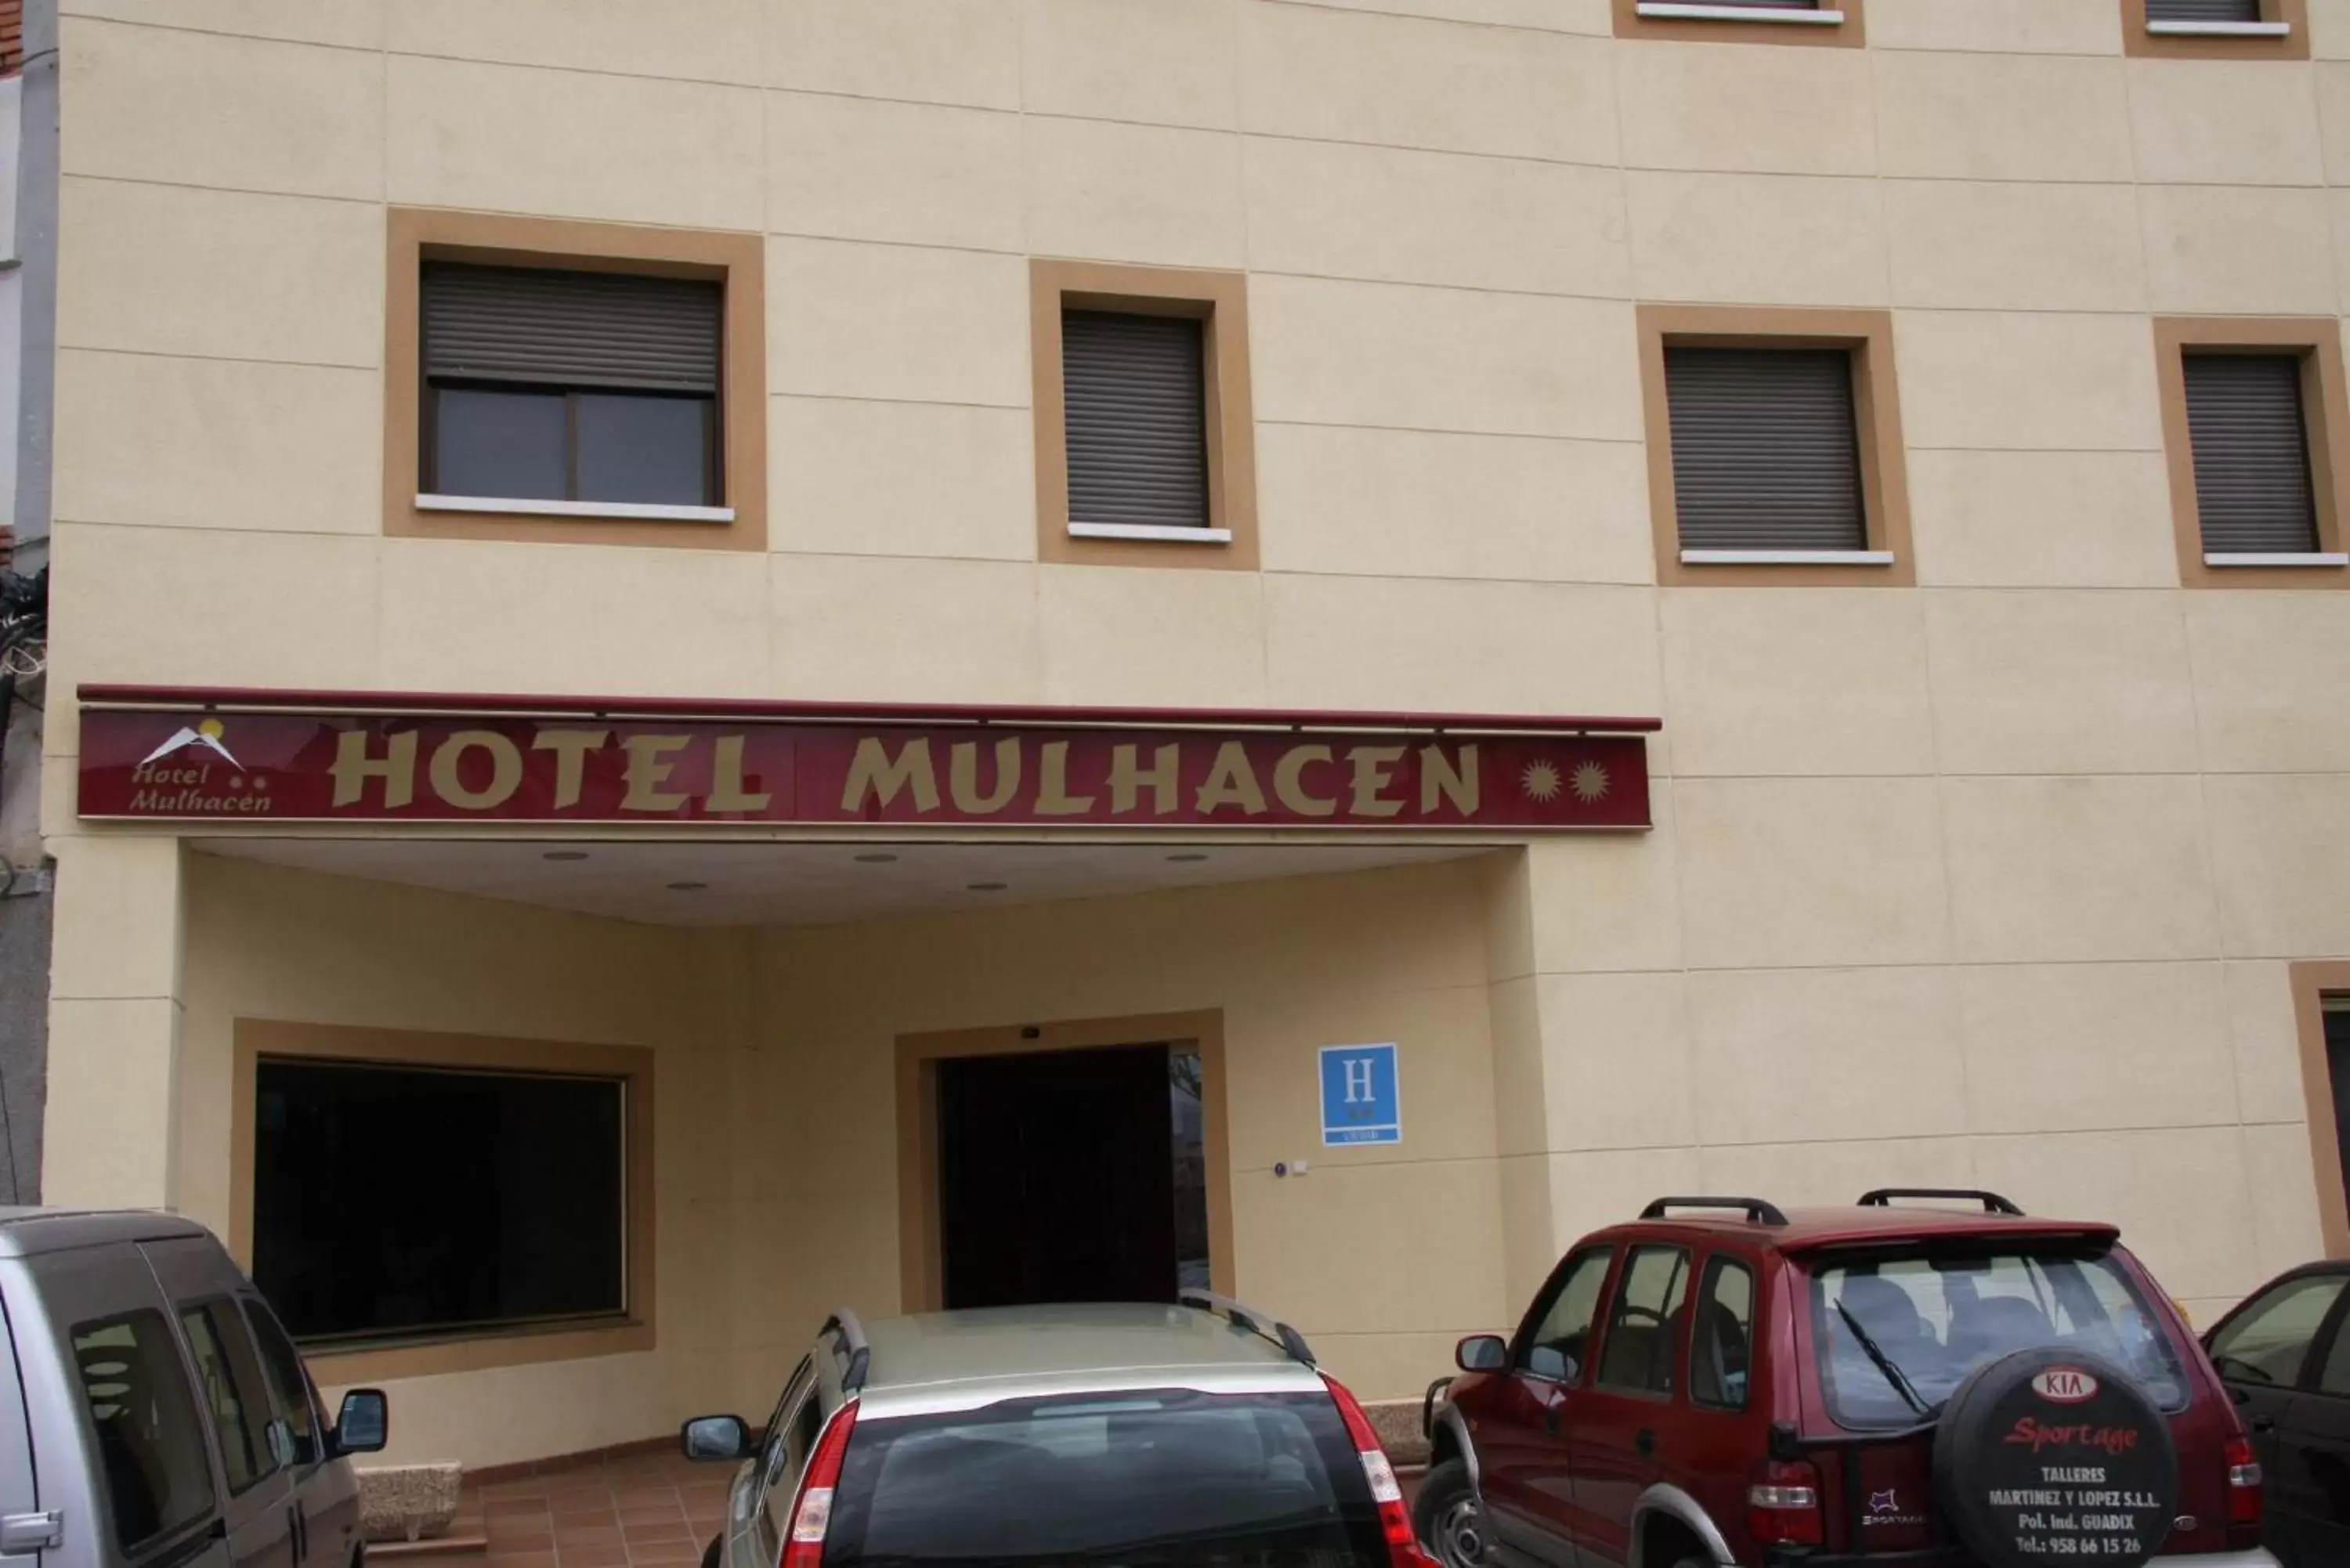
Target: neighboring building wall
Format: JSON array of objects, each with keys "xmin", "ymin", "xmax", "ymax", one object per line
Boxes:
[{"xmin": 31, "ymin": 0, "xmax": 2350, "ymax": 1455}]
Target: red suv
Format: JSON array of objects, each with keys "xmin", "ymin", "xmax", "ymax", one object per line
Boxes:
[{"xmin": 1420, "ymin": 1190, "xmax": 2272, "ymax": 1568}]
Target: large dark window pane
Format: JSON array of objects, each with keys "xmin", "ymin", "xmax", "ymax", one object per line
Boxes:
[
  {"xmin": 252, "ymin": 1060, "xmax": 626, "ymax": 1345},
  {"xmin": 432, "ymin": 388, "xmax": 567, "ymax": 500},
  {"xmin": 575, "ymin": 392, "xmax": 715, "ymax": 505}
]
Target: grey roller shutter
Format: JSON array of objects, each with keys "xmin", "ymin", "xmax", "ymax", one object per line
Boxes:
[
  {"xmin": 2184, "ymin": 352, "xmax": 2319, "ymax": 555},
  {"xmin": 1062, "ymin": 309, "xmax": 1209, "ymax": 530},
  {"xmin": 1664, "ymin": 346, "xmax": 1865, "ymax": 552},
  {"xmin": 422, "ymin": 262, "xmax": 722, "ymax": 394},
  {"xmin": 2146, "ymin": 0, "xmax": 2264, "ymax": 21}
]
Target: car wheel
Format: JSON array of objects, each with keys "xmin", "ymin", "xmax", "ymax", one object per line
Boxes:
[
  {"xmin": 700, "ymin": 1534, "xmax": 721, "ymax": 1568},
  {"xmin": 1413, "ymin": 1458, "xmax": 1484, "ymax": 1568}
]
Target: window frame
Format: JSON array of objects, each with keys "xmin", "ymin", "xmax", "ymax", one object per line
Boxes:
[
  {"xmin": 1638, "ymin": 305, "xmax": 1914, "ymax": 587},
  {"xmin": 1029, "ymin": 258, "xmax": 1259, "ymax": 571},
  {"xmin": 230, "ymin": 1017, "xmax": 656, "ymax": 1389},
  {"xmin": 2123, "ymin": 0, "xmax": 2308, "ymax": 61},
  {"xmin": 2290, "ymin": 967, "xmax": 2350, "ymax": 1261},
  {"xmin": 2157, "ymin": 319, "xmax": 2350, "ymax": 589},
  {"xmin": 175, "ymin": 1297, "xmax": 284, "ymax": 1498},
  {"xmin": 385, "ymin": 207, "xmax": 766, "ymax": 551},
  {"xmin": 1612, "ymin": 0, "xmax": 1865, "ymax": 48}
]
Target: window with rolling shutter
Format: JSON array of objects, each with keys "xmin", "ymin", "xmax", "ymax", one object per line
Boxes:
[
  {"xmin": 1061, "ymin": 310, "xmax": 1210, "ymax": 533},
  {"xmin": 2182, "ymin": 352, "xmax": 2320, "ymax": 556},
  {"xmin": 421, "ymin": 262, "xmax": 723, "ymax": 509},
  {"xmin": 2146, "ymin": 0, "xmax": 2264, "ymax": 21},
  {"xmin": 1663, "ymin": 347, "xmax": 1867, "ymax": 555}
]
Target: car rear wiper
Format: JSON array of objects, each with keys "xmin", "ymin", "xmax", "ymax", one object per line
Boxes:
[{"xmin": 1834, "ymin": 1299, "xmax": 1929, "ymax": 1418}]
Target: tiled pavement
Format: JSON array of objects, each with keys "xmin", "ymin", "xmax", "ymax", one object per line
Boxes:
[{"xmin": 453, "ymin": 1451, "xmax": 728, "ymax": 1568}]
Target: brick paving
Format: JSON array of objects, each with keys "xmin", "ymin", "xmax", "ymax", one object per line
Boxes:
[{"xmin": 452, "ymin": 1450, "xmax": 728, "ymax": 1568}]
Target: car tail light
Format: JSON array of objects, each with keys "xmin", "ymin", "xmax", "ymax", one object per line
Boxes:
[
  {"xmin": 2225, "ymin": 1432, "xmax": 2264, "ymax": 1546},
  {"xmin": 1748, "ymin": 1458, "xmax": 1824, "ymax": 1548},
  {"xmin": 779, "ymin": 1401, "xmax": 859, "ymax": 1568},
  {"xmin": 1322, "ymin": 1371, "xmax": 1440, "ymax": 1568}
]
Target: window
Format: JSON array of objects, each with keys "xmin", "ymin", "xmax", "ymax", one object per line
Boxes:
[
  {"xmin": 1640, "ymin": 306, "xmax": 1914, "ymax": 584},
  {"xmin": 2208, "ymin": 1274, "xmax": 2344, "ymax": 1387},
  {"xmin": 752, "ymin": 1360, "xmax": 823, "ymax": 1562},
  {"xmin": 251, "ymin": 1057, "xmax": 628, "ymax": 1346},
  {"xmin": 1810, "ymin": 1248, "xmax": 2186, "ymax": 1430},
  {"xmin": 385, "ymin": 208, "xmax": 766, "ymax": 551},
  {"xmin": 1518, "ymin": 1248, "xmax": 1613, "ymax": 1382},
  {"xmin": 1614, "ymin": 0, "xmax": 1864, "ymax": 46},
  {"xmin": 179, "ymin": 1300, "xmax": 282, "ymax": 1493},
  {"xmin": 2157, "ymin": 320, "xmax": 2350, "ymax": 586},
  {"xmin": 2126, "ymin": 0, "xmax": 2305, "ymax": 60},
  {"xmin": 243, "ymin": 1300, "xmax": 321, "ymax": 1468},
  {"xmin": 1690, "ymin": 1256, "xmax": 1755, "ymax": 1411},
  {"xmin": 422, "ymin": 262, "xmax": 721, "ymax": 512},
  {"xmin": 1596, "ymin": 1245, "xmax": 1691, "ymax": 1396},
  {"xmin": 73, "ymin": 1311, "xmax": 218, "ymax": 1552},
  {"xmin": 2317, "ymin": 1311, "xmax": 2350, "ymax": 1396},
  {"xmin": 1030, "ymin": 260, "xmax": 1258, "ymax": 569}
]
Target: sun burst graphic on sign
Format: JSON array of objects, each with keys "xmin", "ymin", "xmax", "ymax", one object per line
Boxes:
[
  {"xmin": 1521, "ymin": 761, "xmax": 1563, "ymax": 803},
  {"xmin": 1571, "ymin": 762, "xmax": 1611, "ymax": 804}
]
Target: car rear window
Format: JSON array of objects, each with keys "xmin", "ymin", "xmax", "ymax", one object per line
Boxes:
[
  {"xmin": 822, "ymin": 1388, "xmax": 1388, "ymax": 1566},
  {"xmin": 1808, "ymin": 1245, "xmax": 2188, "ymax": 1429}
]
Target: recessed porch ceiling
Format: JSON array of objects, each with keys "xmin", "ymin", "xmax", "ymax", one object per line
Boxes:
[{"xmin": 192, "ymin": 837, "xmax": 1488, "ymax": 929}]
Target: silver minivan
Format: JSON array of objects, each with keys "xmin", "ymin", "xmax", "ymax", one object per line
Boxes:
[{"xmin": 0, "ymin": 1209, "xmax": 388, "ymax": 1568}]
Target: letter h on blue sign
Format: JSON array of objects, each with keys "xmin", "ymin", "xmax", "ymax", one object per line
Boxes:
[{"xmin": 1319, "ymin": 1043, "xmax": 1400, "ymax": 1147}]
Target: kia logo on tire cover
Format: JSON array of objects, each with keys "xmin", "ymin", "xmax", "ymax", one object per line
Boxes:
[{"xmin": 1933, "ymin": 1348, "xmax": 2179, "ymax": 1568}]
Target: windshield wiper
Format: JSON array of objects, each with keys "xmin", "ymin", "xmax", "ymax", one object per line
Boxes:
[{"xmin": 1835, "ymin": 1300, "xmax": 1929, "ymax": 1418}]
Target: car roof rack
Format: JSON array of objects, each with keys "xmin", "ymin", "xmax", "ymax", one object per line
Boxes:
[
  {"xmin": 1640, "ymin": 1195, "xmax": 1790, "ymax": 1227},
  {"xmin": 1179, "ymin": 1288, "xmax": 1317, "ymax": 1367},
  {"xmin": 1858, "ymin": 1187, "xmax": 2024, "ymax": 1216},
  {"xmin": 822, "ymin": 1309, "xmax": 871, "ymax": 1392}
]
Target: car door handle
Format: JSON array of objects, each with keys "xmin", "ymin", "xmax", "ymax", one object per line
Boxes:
[
  {"xmin": 2252, "ymin": 1415, "xmax": 2277, "ymax": 1434},
  {"xmin": 1636, "ymin": 1428, "xmax": 1655, "ymax": 1457},
  {"xmin": 1543, "ymin": 1405, "xmax": 1563, "ymax": 1438}
]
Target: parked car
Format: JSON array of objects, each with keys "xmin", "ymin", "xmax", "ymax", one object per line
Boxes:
[
  {"xmin": 2201, "ymin": 1259, "xmax": 2350, "ymax": 1567},
  {"xmin": 681, "ymin": 1290, "xmax": 1434, "ymax": 1566},
  {"xmin": 0, "ymin": 1208, "xmax": 387, "ymax": 1568},
  {"xmin": 1422, "ymin": 1190, "xmax": 2271, "ymax": 1568}
]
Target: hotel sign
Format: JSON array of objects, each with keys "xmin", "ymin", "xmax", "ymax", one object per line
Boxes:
[{"xmin": 76, "ymin": 693, "xmax": 1654, "ymax": 831}]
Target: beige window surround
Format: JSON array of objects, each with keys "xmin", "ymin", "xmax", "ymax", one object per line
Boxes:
[
  {"xmin": 2123, "ymin": 0, "xmax": 2308, "ymax": 60},
  {"xmin": 1613, "ymin": 0, "xmax": 1864, "ymax": 47},
  {"xmin": 2155, "ymin": 316, "xmax": 2350, "ymax": 591},
  {"xmin": 2290, "ymin": 965, "xmax": 2350, "ymax": 1260},
  {"xmin": 1030, "ymin": 258, "xmax": 1260, "ymax": 572},
  {"xmin": 385, "ymin": 207, "xmax": 768, "ymax": 553},
  {"xmin": 1637, "ymin": 304, "xmax": 1915, "ymax": 588},
  {"xmin": 230, "ymin": 1018, "xmax": 657, "ymax": 1386}
]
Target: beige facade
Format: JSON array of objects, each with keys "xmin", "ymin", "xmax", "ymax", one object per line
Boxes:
[{"xmin": 34, "ymin": 0, "xmax": 2350, "ymax": 1468}]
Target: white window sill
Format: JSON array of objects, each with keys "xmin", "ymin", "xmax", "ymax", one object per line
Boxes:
[
  {"xmin": 417, "ymin": 494, "xmax": 736, "ymax": 523},
  {"xmin": 1068, "ymin": 522, "xmax": 1233, "ymax": 544},
  {"xmin": 1636, "ymin": 2, "xmax": 1846, "ymax": 23},
  {"xmin": 2204, "ymin": 551, "xmax": 2348, "ymax": 568},
  {"xmin": 1680, "ymin": 548, "xmax": 1894, "ymax": 566},
  {"xmin": 2146, "ymin": 20, "xmax": 2292, "ymax": 38}
]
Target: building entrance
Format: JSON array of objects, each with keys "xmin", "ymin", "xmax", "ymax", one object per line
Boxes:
[{"xmin": 936, "ymin": 1042, "xmax": 1209, "ymax": 1309}]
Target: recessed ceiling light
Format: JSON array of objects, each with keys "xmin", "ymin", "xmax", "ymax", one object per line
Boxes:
[
  {"xmin": 543, "ymin": 851, "xmax": 589, "ymax": 862},
  {"xmin": 967, "ymin": 881, "xmax": 1008, "ymax": 892},
  {"xmin": 667, "ymin": 880, "xmax": 709, "ymax": 891},
  {"xmin": 854, "ymin": 852, "xmax": 899, "ymax": 864},
  {"xmin": 1166, "ymin": 852, "xmax": 1210, "ymax": 863}
]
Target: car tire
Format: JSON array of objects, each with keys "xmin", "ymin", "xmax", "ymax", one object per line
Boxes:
[
  {"xmin": 1413, "ymin": 1458, "xmax": 1484, "ymax": 1568},
  {"xmin": 700, "ymin": 1534, "xmax": 721, "ymax": 1568}
]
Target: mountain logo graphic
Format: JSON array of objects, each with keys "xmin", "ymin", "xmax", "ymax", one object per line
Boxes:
[{"xmin": 139, "ymin": 717, "xmax": 242, "ymax": 770}]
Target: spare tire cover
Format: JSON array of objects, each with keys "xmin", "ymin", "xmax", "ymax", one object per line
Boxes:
[{"xmin": 1932, "ymin": 1347, "xmax": 2178, "ymax": 1568}]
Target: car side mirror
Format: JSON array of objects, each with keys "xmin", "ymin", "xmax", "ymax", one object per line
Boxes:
[
  {"xmin": 1456, "ymin": 1335, "xmax": 1508, "ymax": 1372},
  {"xmin": 1528, "ymin": 1346, "xmax": 1575, "ymax": 1383},
  {"xmin": 682, "ymin": 1414, "xmax": 753, "ymax": 1462},
  {"xmin": 332, "ymin": 1389, "xmax": 388, "ymax": 1455}
]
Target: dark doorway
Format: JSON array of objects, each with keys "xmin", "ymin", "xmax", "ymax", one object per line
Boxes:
[{"xmin": 937, "ymin": 1042, "xmax": 1208, "ymax": 1310}]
